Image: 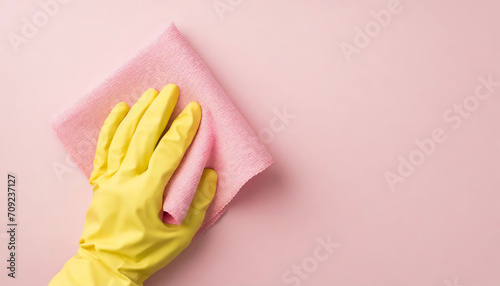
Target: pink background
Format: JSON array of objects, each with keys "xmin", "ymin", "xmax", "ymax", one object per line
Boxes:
[{"xmin": 1, "ymin": 0, "xmax": 500, "ymax": 285}]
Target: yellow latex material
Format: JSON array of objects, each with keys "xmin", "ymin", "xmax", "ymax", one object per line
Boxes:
[{"xmin": 50, "ymin": 84, "xmax": 217, "ymax": 286}]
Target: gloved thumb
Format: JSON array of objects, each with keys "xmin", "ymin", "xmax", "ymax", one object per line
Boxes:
[{"xmin": 181, "ymin": 168, "xmax": 217, "ymax": 231}]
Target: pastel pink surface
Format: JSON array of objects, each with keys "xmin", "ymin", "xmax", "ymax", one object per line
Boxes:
[
  {"xmin": 1, "ymin": 1, "xmax": 500, "ymax": 286},
  {"xmin": 51, "ymin": 23, "xmax": 273, "ymax": 229}
]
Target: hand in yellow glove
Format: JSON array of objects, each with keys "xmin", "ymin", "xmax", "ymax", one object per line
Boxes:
[{"xmin": 50, "ymin": 84, "xmax": 217, "ymax": 286}]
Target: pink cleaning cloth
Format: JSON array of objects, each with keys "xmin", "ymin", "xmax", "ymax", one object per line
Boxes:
[{"xmin": 52, "ymin": 23, "xmax": 273, "ymax": 233}]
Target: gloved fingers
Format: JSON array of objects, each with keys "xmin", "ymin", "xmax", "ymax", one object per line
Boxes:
[
  {"xmin": 107, "ymin": 88, "xmax": 158, "ymax": 174},
  {"xmin": 121, "ymin": 84, "xmax": 179, "ymax": 174},
  {"xmin": 89, "ymin": 102, "xmax": 129, "ymax": 185},
  {"xmin": 147, "ymin": 101, "xmax": 201, "ymax": 192},
  {"xmin": 181, "ymin": 168, "xmax": 217, "ymax": 230}
]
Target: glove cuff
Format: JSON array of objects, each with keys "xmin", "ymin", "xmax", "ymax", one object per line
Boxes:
[{"xmin": 49, "ymin": 248, "xmax": 141, "ymax": 286}]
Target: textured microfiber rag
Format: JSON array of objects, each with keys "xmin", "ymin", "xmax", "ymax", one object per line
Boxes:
[{"xmin": 52, "ymin": 23, "xmax": 273, "ymax": 233}]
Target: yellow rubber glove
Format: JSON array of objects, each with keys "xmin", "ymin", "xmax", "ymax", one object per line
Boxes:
[{"xmin": 50, "ymin": 84, "xmax": 217, "ymax": 286}]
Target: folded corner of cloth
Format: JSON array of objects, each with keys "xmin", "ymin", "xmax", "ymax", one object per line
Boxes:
[{"xmin": 52, "ymin": 22, "xmax": 273, "ymax": 234}]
